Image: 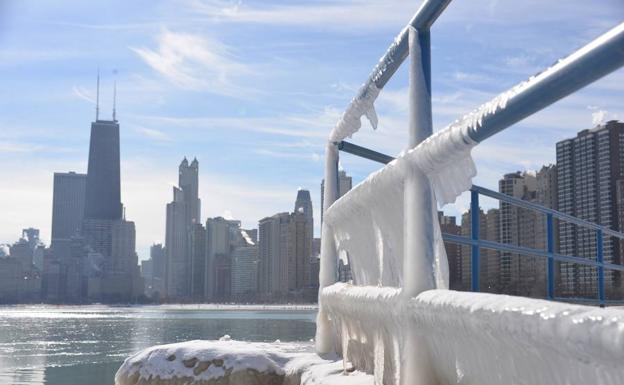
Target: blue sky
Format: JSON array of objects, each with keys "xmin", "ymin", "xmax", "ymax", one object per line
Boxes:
[{"xmin": 0, "ymin": 0, "xmax": 623, "ymax": 260}]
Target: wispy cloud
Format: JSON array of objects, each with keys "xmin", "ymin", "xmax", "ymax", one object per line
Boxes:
[
  {"xmin": 254, "ymin": 148, "xmax": 321, "ymax": 162},
  {"xmin": 72, "ymin": 85, "xmax": 96, "ymax": 104},
  {"xmin": 135, "ymin": 127, "xmax": 172, "ymax": 142},
  {"xmin": 0, "ymin": 141, "xmax": 45, "ymax": 153},
  {"xmin": 132, "ymin": 108, "xmax": 338, "ymax": 139},
  {"xmin": 131, "ymin": 29, "xmax": 254, "ymax": 97}
]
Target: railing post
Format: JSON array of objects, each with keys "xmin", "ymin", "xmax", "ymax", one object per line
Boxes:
[
  {"xmin": 403, "ymin": 27, "xmax": 434, "ymax": 297},
  {"xmin": 316, "ymin": 142, "xmax": 339, "ymax": 354},
  {"xmin": 597, "ymin": 229, "xmax": 605, "ymax": 305},
  {"xmin": 402, "ymin": 26, "xmax": 437, "ymax": 385},
  {"xmin": 470, "ymin": 189, "xmax": 480, "ymax": 292},
  {"xmin": 546, "ymin": 213, "xmax": 555, "ymax": 300}
]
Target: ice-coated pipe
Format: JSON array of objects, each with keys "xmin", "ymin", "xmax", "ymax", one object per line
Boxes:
[
  {"xmin": 316, "ymin": 143, "xmax": 339, "ymax": 354},
  {"xmin": 404, "ymin": 26, "xmax": 436, "ymax": 300},
  {"xmin": 402, "ymin": 26, "xmax": 438, "ymax": 385},
  {"xmin": 467, "ymin": 22, "xmax": 624, "ymax": 143},
  {"xmin": 328, "ymin": 0, "xmax": 452, "ymax": 142}
]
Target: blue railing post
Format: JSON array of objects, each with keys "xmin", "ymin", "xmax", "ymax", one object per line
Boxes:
[
  {"xmin": 470, "ymin": 189, "xmax": 480, "ymax": 292},
  {"xmin": 546, "ymin": 213, "xmax": 555, "ymax": 300},
  {"xmin": 596, "ymin": 229, "xmax": 605, "ymax": 305}
]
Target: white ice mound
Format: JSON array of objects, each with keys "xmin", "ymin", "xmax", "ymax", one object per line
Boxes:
[
  {"xmin": 322, "ymin": 284, "xmax": 624, "ymax": 385},
  {"xmin": 115, "ymin": 339, "xmax": 374, "ymax": 385}
]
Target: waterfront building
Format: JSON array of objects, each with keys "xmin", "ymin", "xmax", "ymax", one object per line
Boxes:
[
  {"xmin": 79, "ymin": 94, "xmax": 142, "ymax": 302},
  {"xmin": 258, "ymin": 191, "xmax": 315, "ymax": 302},
  {"xmin": 205, "ymin": 217, "xmax": 243, "ymax": 302},
  {"xmin": 165, "ymin": 158, "xmax": 201, "ymax": 301},
  {"xmin": 557, "ymin": 120, "xmax": 624, "ymax": 298},
  {"xmin": 231, "ymin": 230, "xmax": 259, "ymax": 301}
]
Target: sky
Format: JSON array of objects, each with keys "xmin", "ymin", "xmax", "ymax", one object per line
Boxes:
[{"xmin": 0, "ymin": 0, "xmax": 623, "ymax": 260}]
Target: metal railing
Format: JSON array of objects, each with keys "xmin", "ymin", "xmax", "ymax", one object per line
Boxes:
[
  {"xmin": 317, "ymin": 0, "xmax": 624, "ymax": 381},
  {"xmin": 336, "ymin": 138, "xmax": 624, "ymax": 305},
  {"xmin": 441, "ymin": 185, "xmax": 624, "ymax": 306}
]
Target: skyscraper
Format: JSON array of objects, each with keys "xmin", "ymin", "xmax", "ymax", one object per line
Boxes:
[
  {"xmin": 231, "ymin": 230, "xmax": 259, "ymax": 301},
  {"xmin": 258, "ymin": 212, "xmax": 291, "ymax": 299},
  {"xmin": 295, "ymin": 189, "xmax": 313, "ymax": 220},
  {"xmin": 147, "ymin": 243, "xmax": 166, "ymax": 299},
  {"xmin": 498, "ymin": 171, "xmax": 539, "ymax": 296},
  {"xmin": 557, "ymin": 120, "xmax": 624, "ymax": 298},
  {"xmin": 79, "ymin": 88, "xmax": 142, "ymax": 303},
  {"xmin": 258, "ymin": 191, "xmax": 314, "ymax": 301},
  {"xmin": 84, "ymin": 120, "xmax": 122, "ymax": 220},
  {"xmin": 165, "ymin": 158, "xmax": 202, "ymax": 301},
  {"xmin": 205, "ymin": 217, "xmax": 242, "ymax": 302},
  {"xmin": 190, "ymin": 223, "xmax": 207, "ymax": 302},
  {"xmin": 51, "ymin": 172, "xmax": 87, "ymax": 240}
]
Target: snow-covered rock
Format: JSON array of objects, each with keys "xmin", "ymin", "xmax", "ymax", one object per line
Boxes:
[{"xmin": 115, "ymin": 339, "xmax": 373, "ymax": 385}]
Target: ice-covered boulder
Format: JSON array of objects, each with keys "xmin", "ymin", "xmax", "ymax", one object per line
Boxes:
[{"xmin": 115, "ymin": 339, "xmax": 373, "ymax": 385}]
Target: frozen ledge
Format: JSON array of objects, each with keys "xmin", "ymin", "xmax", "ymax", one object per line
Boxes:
[
  {"xmin": 322, "ymin": 284, "xmax": 624, "ymax": 385},
  {"xmin": 115, "ymin": 338, "xmax": 373, "ymax": 385}
]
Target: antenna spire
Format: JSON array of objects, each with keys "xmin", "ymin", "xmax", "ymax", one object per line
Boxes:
[
  {"xmin": 96, "ymin": 68, "xmax": 100, "ymax": 121},
  {"xmin": 112, "ymin": 79, "xmax": 117, "ymax": 121}
]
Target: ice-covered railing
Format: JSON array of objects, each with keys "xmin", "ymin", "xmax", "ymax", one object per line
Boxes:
[{"xmin": 316, "ymin": 0, "xmax": 624, "ymax": 383}]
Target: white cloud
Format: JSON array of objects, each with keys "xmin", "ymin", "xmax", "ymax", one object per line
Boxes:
[
  {"xmin": 0, "ymin": 141, "xmax": 45, "ymax": 153},
  {"xmin": 131, "ymin": 29, "xmax": 253, "ymax": 97},
  {"xmin": 591, "ymin": 109, "xmax": 608, "ymax": 126},
  {"xmin": 72, "ymin": 85, "xmax": 96, "ymax": 104},
  {"xmin": 135, "ymin": 127, "xmax": 172, "ymax": 142}
]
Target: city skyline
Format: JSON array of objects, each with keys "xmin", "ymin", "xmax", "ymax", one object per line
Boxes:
[{"xmin": 1, "ymin": 0, "xmax": 623, "ymax": 261}]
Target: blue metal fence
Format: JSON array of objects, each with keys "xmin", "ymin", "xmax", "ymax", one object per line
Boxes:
[{"xmin": 441, "ymin": 185, "xmax": 624, "ymax": 306}]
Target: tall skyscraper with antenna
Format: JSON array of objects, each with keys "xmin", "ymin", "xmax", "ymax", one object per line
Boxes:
[
  {"xmin": 84, "ymin": 73, "xmax": 121, "ymax": 220},
  {"xmin": 80, "ymin": 73, "xmax": 142, "ymax": 302}
]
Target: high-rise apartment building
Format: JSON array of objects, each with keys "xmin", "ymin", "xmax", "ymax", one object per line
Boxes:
[
  {"xmin": 458, "ymin": 208, "xmax": 488, "ymax": 291},
  {"xmin": 146, "ymin": 243, "xmax": 166, "ymax": 299},
  {"xmin": 165, "ymin": 158, "xmax": 201, "ymax": 301},
  {"xmin": 231, "ymin": 230, "xmax": 259, "ymax": 301},
  {"xmin": 45, "ymin": 172, "xmax": 88, "ymax": 301},
  {"xmin": 498, "ymin": 171, "xmax": 539, "ymax": 296},
  {"xmin": 258, "ymin": 191, "xmax": 314, "ymax": 301},
  {"xmin": 205, "ymin": 217, "xmax": 244, "ymax": 302},
  {"xmin": 497, "ymin": 167, "xmax": 557, "ymax": 298},
  {"xmin": 190, "ymin": 224, "xmax": 207, "ymax": 302},
  {"xmin": 258, "ymin": 212, "xmax": 292, "ymax": 299},
  {"xmin": 557, "ymin": 121, "xmax": 624, "ymax": 298},
  {"xmin": 51, "ymin": 173, "xmax": 87, "ymax": 240}
]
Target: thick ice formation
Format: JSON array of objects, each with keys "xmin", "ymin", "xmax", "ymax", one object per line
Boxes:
[
  {"xmin": 322, "ymin": 283, "xmax": 624, "ymax": 385},
  {"xmin": 329, "ymin": 82, "xmax": 380, "ymax": 142},
  {"xmin": 324, "ymin": 124, "xmax": 475, "ymax": 288},
  {"xmin": 115, "ymin": 339, "xmax": 373, "ymax": 385}
]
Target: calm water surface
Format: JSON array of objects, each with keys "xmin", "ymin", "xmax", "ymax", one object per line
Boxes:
[{"xmin": 0, "ymin": 305, "xmax": 317, "ymax": 385}]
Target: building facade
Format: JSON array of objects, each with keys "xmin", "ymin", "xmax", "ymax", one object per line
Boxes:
[
  {"xmin": 557, "ymin": 121, "xmax": 624, "ymax": 298},
  {"xmin": 80, "ymin": 118, "xmax": 142, "ymax": 303},
  {"xmin": 165, "ymin": 158, "xmax": 201, "ymax": 301}
]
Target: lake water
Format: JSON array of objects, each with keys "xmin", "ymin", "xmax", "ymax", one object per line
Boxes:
[{"xmin": 0, "ymin": 305, "xmax": 317, "ymax": 385}]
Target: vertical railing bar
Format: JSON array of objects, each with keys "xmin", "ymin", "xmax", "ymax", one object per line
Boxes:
[
  {"xmin": 471, "ymin": 190, "xmax": 480, "ymax": 292},
  {"xmin": 597, "ymin": 229, "xmax": 605, "ymax": 305},
  {"xmin": 547, "ymin": 213, "xmax": 555, "ymax": 300}
]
